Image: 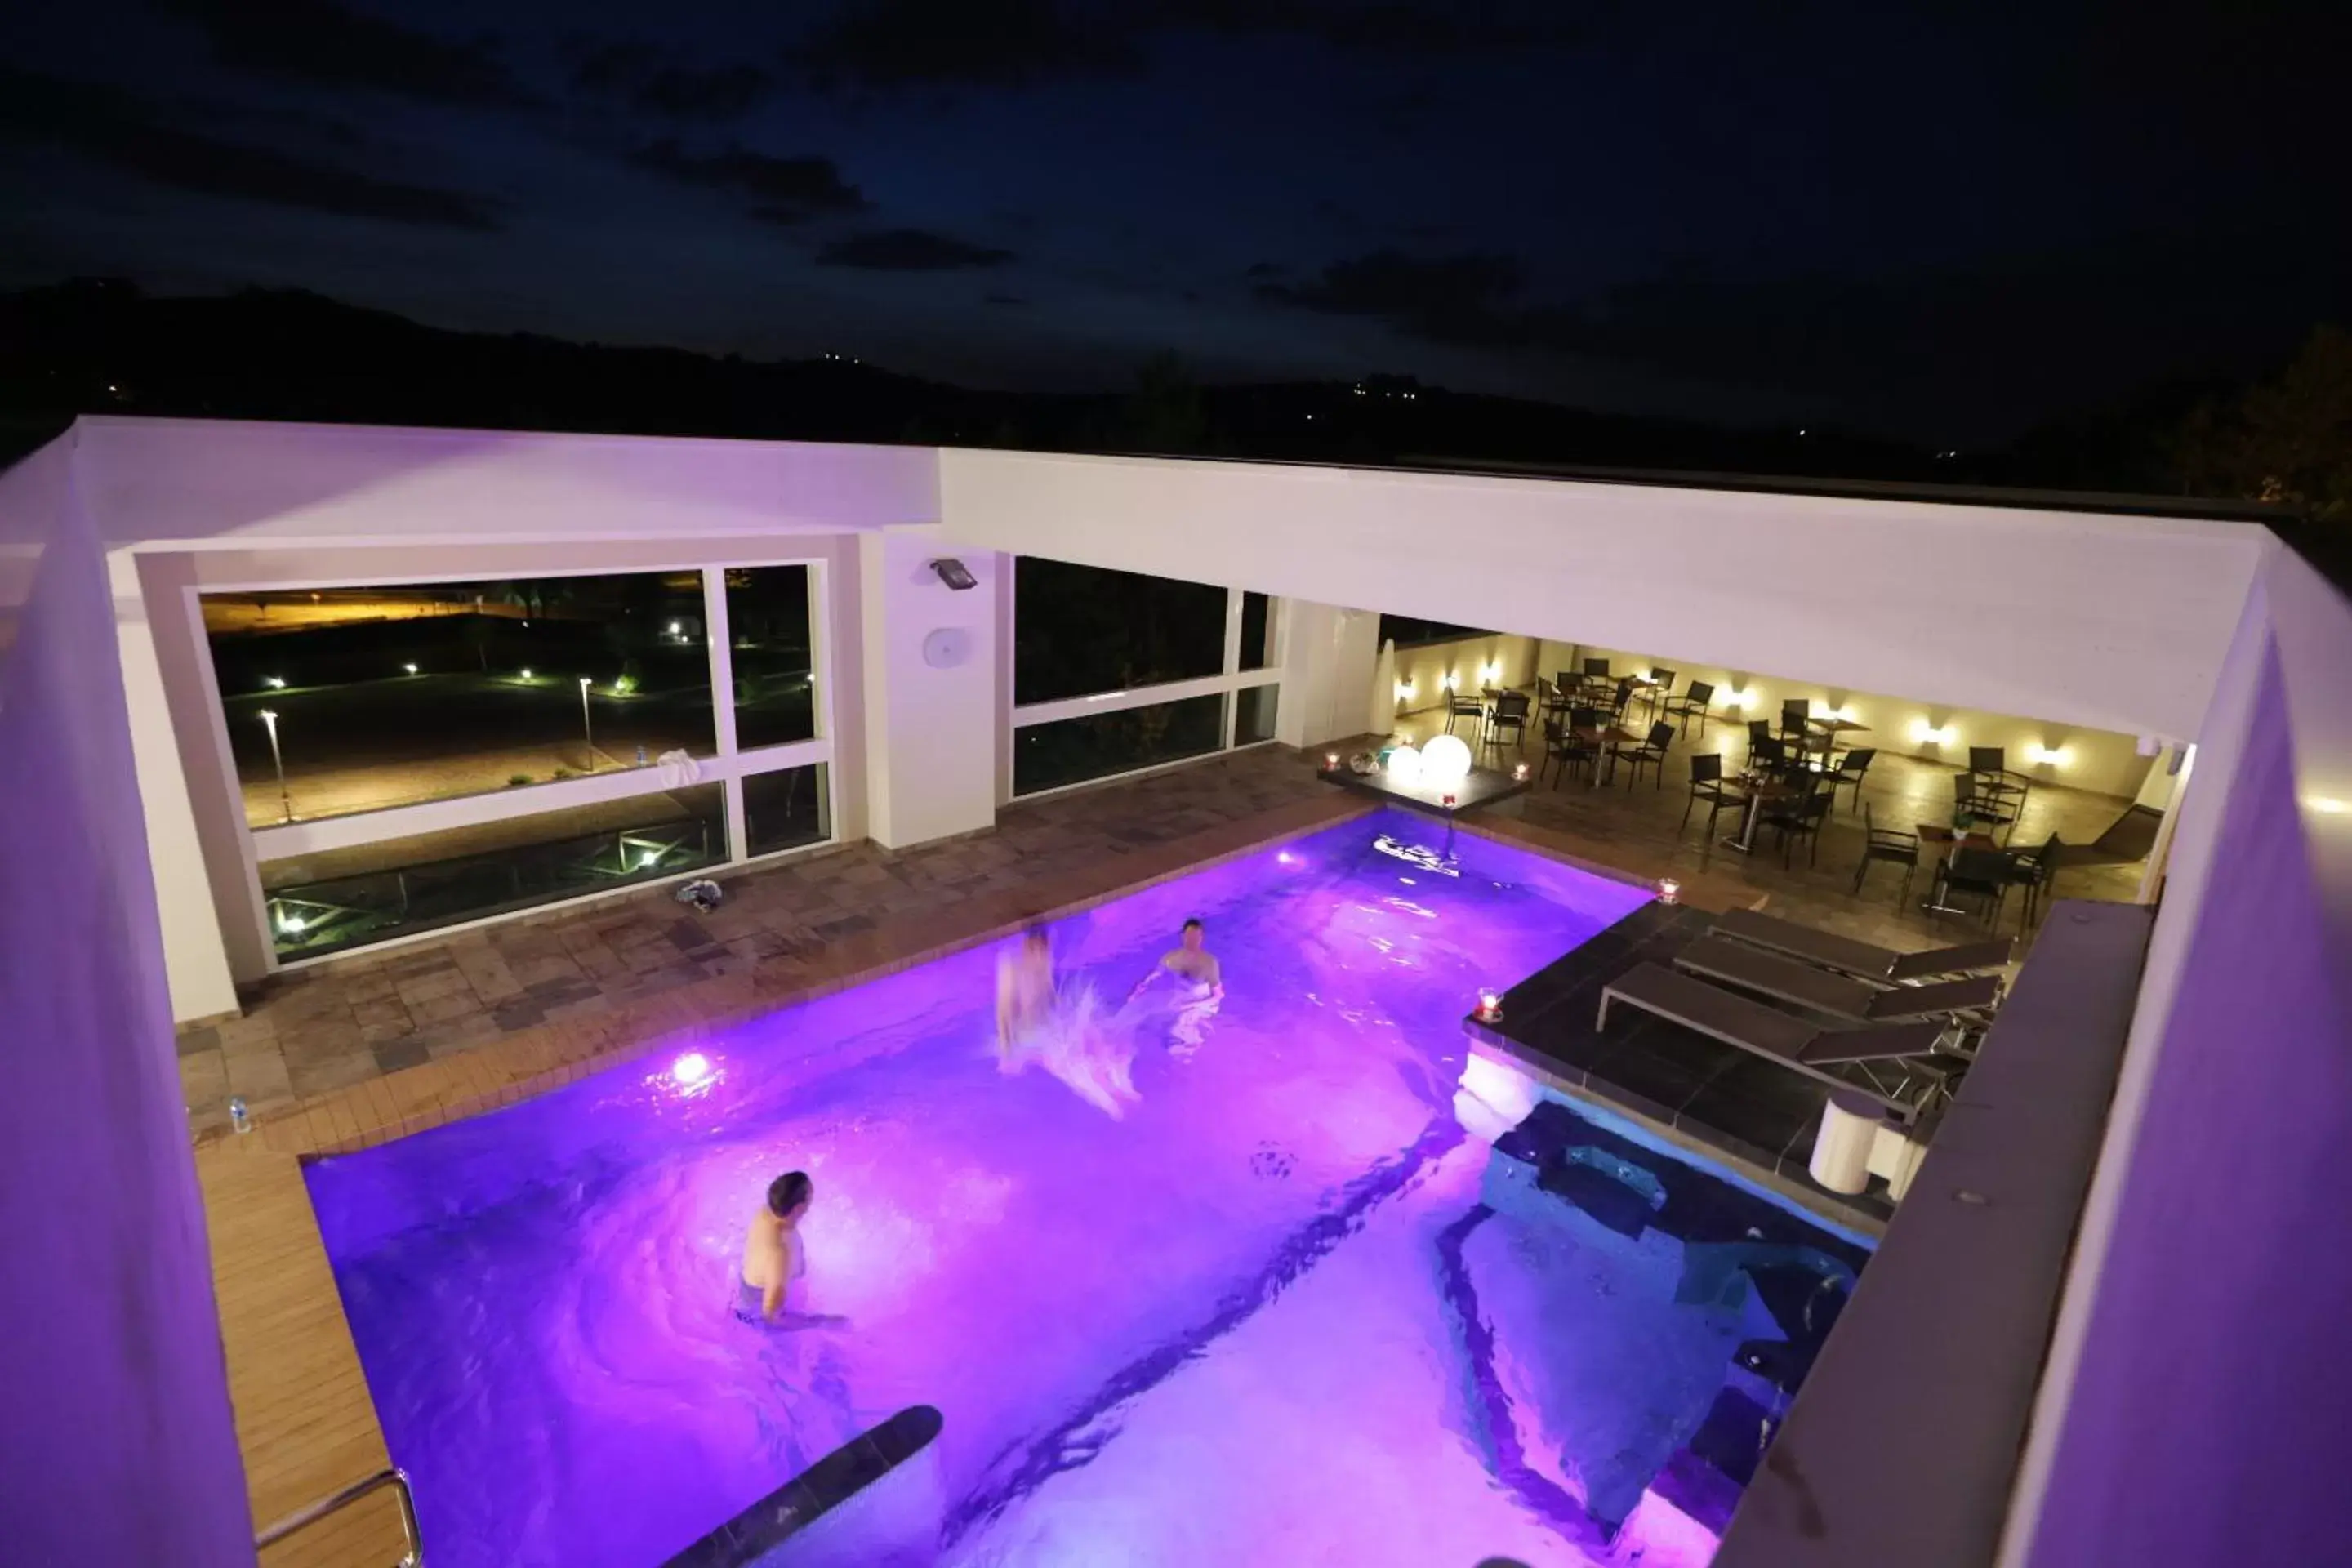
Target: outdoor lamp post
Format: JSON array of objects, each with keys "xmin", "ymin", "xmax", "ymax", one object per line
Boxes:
[
  {"xmin": 577, "ymin": 676, "xmax": 595, "ymax": 773},
  {"xmin": 259, "ymin": 708, "xmax": 291, "ymax": 822}
]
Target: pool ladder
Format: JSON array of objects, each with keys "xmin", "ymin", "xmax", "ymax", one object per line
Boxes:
[{"xmin": 255, "ymin": 1466, "xmax": 423, "ymax": 1566}]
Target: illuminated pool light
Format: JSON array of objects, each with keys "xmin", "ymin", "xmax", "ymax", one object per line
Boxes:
[
  {"xmin": 1276, "ymin": 850, "xmax": 1297, "ymax": 865},
  {"xmin": 670, "ymin": 1052, "xmax": 712, "ymax": 1088}
]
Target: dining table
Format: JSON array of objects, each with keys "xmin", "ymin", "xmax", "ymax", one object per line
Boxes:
[
  {"xmin": 1802, "ymin": 716, "xmax": 1870, "ymax": 763},
  {"xmin": 1570, "ymin": 723, "xmax": 1645, "ymax": 787},
  {"xmin": 1720, "ymin": 773, "xmax": 1806, "ymax": 853}
]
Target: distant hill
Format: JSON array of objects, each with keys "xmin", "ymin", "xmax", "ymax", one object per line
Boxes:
[{"xmin": 0, "ymin": 278, "xmax": 2190, "ymax": 491}]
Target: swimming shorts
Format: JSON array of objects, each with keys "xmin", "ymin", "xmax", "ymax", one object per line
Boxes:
[{"xmin": 734, "ymin": 1277, "xmax": 767, "ymax": 1324}]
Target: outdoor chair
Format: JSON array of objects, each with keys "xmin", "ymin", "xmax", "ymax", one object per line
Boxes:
[
  {"xmin": 1582, "ymin": 657, "xmax": 1610, "ymax": 679},
  {"xmin": 2004, "ymin": 835, "xmax": 2063, "ymax": 929},
  {"xmin": 1931, "ymin": 846, "xmax": 2014, "ymax": 927},
  {"xmin": 1714, "ymin": 907, "xmax": 2013, "ymax": 981},
  {"xmin": 1443, "ymin": 689, "xmax": 1485, "ymax": 737},
  {"xmin": 1745, "ymin": 719, "xmax": 1774, "ymax": 769},
  {"xmin": 1546, "ymin": 706, "xmax": 1602, "ymax": 786},
  {"xmin": 1829, "ymin": 746, "xmax": 1876, "ymax": 812},
  {"xmin": 1595, "ymin": 962, "xmax": 1948, "ymax": 1124},
  {"xmin": 1673, "ymin": 935, "xmax": 2003, "ymax": 1025},
  {"xmin": 1748, "ymin": 732, "xmax": 1788, "ymax": 781},
  {"xmin": 1484, "ymin": 691, "xmax": 1531, "ymax": 757},
  {"xmin": 1854, "ymin": 802, "xmax": 1920, "ymax": 899},
  {"xmin": 1967, "ymin": 746, "xmax": 2007, "ymax": 779},
  {"xmin": 1954, "ymin": 772, "xmax": 2017, "ymax": 840},
  {"xmin": 1762, "ymin": 781, "xmax": 1837, "ymax": 867},
  {"xmin": 1662, "ymin": 679, "xmax": 1714, "ymax": 738},
  {"xmin": 1779, "ymin": 697, "xmax": 1812, "ymax": 746},
  {"xmin": 1612, "ymin": 720, "xmax": 1677, "ymax": 790},
  {"xmin": 1682, "ymin": 751, "xmax": 1742, "ymax": 837},
  {"xmin": 1640, "ymin": 667, "xmax": 1676, "ymax": 725}
]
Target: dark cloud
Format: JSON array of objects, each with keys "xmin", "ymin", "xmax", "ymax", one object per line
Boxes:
[
  {"xmin": 1243, "ymin": 261, "xmax": 1284, "ymax": 279},
  {"xmin": 985, "ymin": 292, "xmax": 1029, "ymax": 305},
  {"xmin": 787, "ymin": 0, "xmax": 1580, "ymax": 92},
  {"xmin": 1258, "ymin": 250, "xmax": 1526, "ymax": 345},
  {"xmin": 0, "ymin": 67, "xmax": 498, "ymax": 229},
  {"xmin": 788, "ymin": 0, "xmax": 1143, "ymax": 91},
  {"xmin": 145, "ymin": 0, "xmax": 534, "ymax": 109},
  {"xmin": 817, "ymin": 229, "xmax": 1015, "ymax": 270},
  {"xmin": 630, "ymin": 139, "xmax": 868, "ymax": 220},
  {"xmin": 573, "ymin": 42, "xmax": 774, "ymax": 121}
]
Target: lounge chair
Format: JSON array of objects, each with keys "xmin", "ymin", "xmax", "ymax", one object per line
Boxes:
[
  {"xmin": 1596, "ymin": 962, "xmax": 1949, "ymax": 1123},
  {"xmin": 1714, "ymin": 908, "xmax": 2012, "ymax": 982},
  {"xmin": 1673, "ymin": 935, "xmax": 2002, "ymax": 1023}
]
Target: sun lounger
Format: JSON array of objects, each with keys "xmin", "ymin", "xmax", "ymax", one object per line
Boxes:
[
  {"xmin": 1597, "ymin": 961, "xmax": 1949, "ymax": 1123},
  {"xmin": 1673, "ymin": 935, "xmax": 2003, "ymax": 1022},
  {"xmin": 1715, "ymin": 908, "xmax": 2013, "ymax": 982}
]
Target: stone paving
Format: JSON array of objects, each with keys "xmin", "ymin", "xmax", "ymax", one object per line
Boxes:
[{"xmin": 177, "ymin": 725, "xmax": 2152, "ymax": 1139}]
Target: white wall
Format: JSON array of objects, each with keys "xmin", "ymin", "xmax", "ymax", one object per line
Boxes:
[
  {"xmin": 1539, "ymin": 639, "xmax": 2155, "ymax": 799},
  {"xmin": 79, "ymin": 417, "xmax": 937, "ymax": 548},
  {"xmin": 1275, "ymin": 600, "xmax": 1380, "ymax": 751},
  {"xmin": 935, "ymin": 449, "xmax": 2265, "ymax": 747},
  {"xmin": 1383, "ymin": 632, "xmax": 1544, "ymax": 724},
  {"xmin": 860, "ymin": 530, "xmax": 1000, "ymax": 848}
]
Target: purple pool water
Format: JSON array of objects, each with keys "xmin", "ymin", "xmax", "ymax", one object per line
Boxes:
[{"xmin": 309, "ymin": 809, "xmax": 1775, "ymax": 1566}]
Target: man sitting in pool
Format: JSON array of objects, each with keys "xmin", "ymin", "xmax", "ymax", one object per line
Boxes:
[
  {"xmin": 1128, "ymin": 917, "xmax": 1223, "ymax": 1055},
  {"xmin": 737, "ymin": 1171, "xmax": 812, "ymax": 1325}
]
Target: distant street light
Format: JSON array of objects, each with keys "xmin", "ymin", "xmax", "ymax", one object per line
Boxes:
[
  {"xmin": 263, "ymin": 675, "xmax": 286, "ymax": 689},
  {"xmin": 258, "ymin": 709, "xmax": 292, "ymax": 822},
  {"xmin": 578, "ymin": 676, "xmax": 595, "ymax": 773},
  {"xmin": 520, "ymin": 667, "xmax": 533, "ymax": 680},
  {"xmin": 403, "ymin": 662, "xmax": 419, "ymax": 675}
]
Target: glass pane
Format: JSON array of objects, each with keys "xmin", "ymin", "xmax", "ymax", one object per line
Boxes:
[
  {"xmin": 259, "ymin": 785, "xmax": 726, "ymax": 960},
  {"xmin": 1015, "ymin": 558, "xmax": 1227, "ymax": 705},
  {"xmin": 1236, "ymin": 683, "xmax": 1279, "ymax": 744},
  {"xmin": 724, "ymin": 565, "xmax": 817, "ymax": 751},
  {"xmin": 743, "ymin": 763, "xmax": 830, "ymax": 857},
  {"xmin": 204, "ymin": 573, "xmax": 715, "ymax": 826},
  {"xmin": 1240, "ymin": 592, "xmax": 1275, "ymax": 670},
  {"xmin": 1013, "ymin": 693, "xmax": 1226, "ymax": 795}
]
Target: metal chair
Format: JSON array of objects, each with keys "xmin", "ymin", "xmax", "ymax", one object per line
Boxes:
[
  {"xmin": 1932, "ymin": 845, "xmax": 2014, "ymax": 926},
  {"xmin": 1854, "ymin": 802, "xmax": 1920, "ymax": 898},
  {"xmin": 1761, "ymin": 781, "xmax": 1837, "ymax": 867},
  {"xmin": 1484, "ymin": 691, "xmax": 1531, "ymax": 756},
  {"xmin": 1639, "ymin": 667, "xmax": 1676, "ymax": 726},
  {"xmin": 1443, "ymin": 688, "xmax": 1485, "ymax": 737},
  {"xmin": 1828, "ymin": 746, "xmax": 1876, "ymax": 812},
  {"xmin": 1611, "ymin": 719, "xmax": 1677, "ymax": 789},
  {"xmin": 1581, "ymin": 657, "xmax": 1611, "ymax": 679},
  {"xmin": 1954, "ymin": 772, "xmax": 2016, "ymax": 841},
  {"xmin": 2004, "ymin": 835, "xmax": 2063, "ymax": 928},
  {"xmin": 1661, "ymin": 679, "xmax": 1714, "ymax": 738},
  {"xmin": 1682, "ymin": 751, "xmax": 1741, "ymax": 836},
  {"xmin": 1546, "ymin": 706, "xmax": 1602, "ymax": 786}
]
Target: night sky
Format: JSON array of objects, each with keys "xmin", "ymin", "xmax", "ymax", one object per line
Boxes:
[{"xmin": 5, "ymin": 0, "xmax": 2345, "ymax": 441}]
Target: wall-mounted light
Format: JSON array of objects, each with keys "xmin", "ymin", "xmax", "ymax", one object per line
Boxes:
[
  {"xmin": 927, "ymin": 558, "xmax": 979, "ymax": 591},
  {"xmin": 2027, "ymin": 742, "xmax": 2070, "ymax": 767},
  {"xmin": 1725, "ymin": 689, "xmax": 1753, "ymax": 710},
  {"xmin": 1478, "ymin": 661, "xmax": 1501, "ymax": 685},
  {"xmin": 1913, "ymin": 719, "xmax": 1955, "ymax": 746},
  {"xmin": 1824, "ymin": 705, "xmax": 1858, "ymax": 724},
  {"xmin": 1439, "ymin": 670, "xmax": 1459, "ymax": 692},
  {"xmin": 1396, "ymin": 679, "xmax": 1417, "ymax": 702},
  {"xmin": 2306, "ymin": 795, "xmax": 2350, "ymax": 816}
]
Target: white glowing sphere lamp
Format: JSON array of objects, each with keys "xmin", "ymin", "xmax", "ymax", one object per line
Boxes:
[
  {"xmin": 1385, "ymin": 744, "xmax": 1424, "ymax": 785},
  {"xmin": 1421, "ymin": 733, "xmax": 1473, "ymax": 786}
]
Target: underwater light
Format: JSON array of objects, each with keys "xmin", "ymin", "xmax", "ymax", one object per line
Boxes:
[{"xmin": 670, "ymin": 1052, "xmax": 712, "ymax": 1088}]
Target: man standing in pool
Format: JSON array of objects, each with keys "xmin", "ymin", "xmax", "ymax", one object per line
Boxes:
[
  {"xmin": 1129, "ymin": 917, "xmax": 1223, "ymax": 1056},
  {"xmin": 737, "ymin": 1171, "xmax": 812, "ymax": 1325}
]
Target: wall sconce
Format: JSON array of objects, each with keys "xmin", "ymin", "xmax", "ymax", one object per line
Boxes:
[
  {"xmin": 1726, "ymin": 689, "xmax": 1753, "ymax": 710},
  {"xmin": 927, "ymin": 558, "xmax": 979, "ymax": 591},
  {"xmin": 1396, "ymin": 679, "xmax": 1417, "ymax": 702},
  {"xmin": 1478, "ymin": 662, "xmax": 1501, "ymax": 685},
  {"xmin": 2027, "ymin": 742, "xmax": 2069, "ymax": 767},
  {"xmin": 1913, "ymin": 719, "xmax": 1954, "ymax": 746},
  {"xmin": 1440, "ymin": 671, "xmax": 1459, "ymax": 692},
  {"xmin": 2307, "ymin": 796, "xmax": 2350, "ymax": 815}
]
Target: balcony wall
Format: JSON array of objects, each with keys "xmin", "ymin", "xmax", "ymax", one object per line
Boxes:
[{"xmin": 0, "ymin": 434, "xmax": 252, "ymax": 1564}]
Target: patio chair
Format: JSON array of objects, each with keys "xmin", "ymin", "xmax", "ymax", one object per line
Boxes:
[
  {"xmin": 1779, "ymin": 697, "xmax": 1812, "ymax": 746},
  {"xmin": 1484, "ymin": 691, "xmax": 1532, "ymax": 757},
  {"xmin": 1954, "ymin": 772, "xmax": 2017, "ymax": 840},
  {"xmin": 1853, "ymin": 802, "xmax": 1921, "ymax": 899},
  {"xmin": 1443, "ymin": 688, "xmax": 1486, "ymax": 737},
  {"xmin": 1612, "ymin": 720, "xmax": 1677, "ymax": 789},
  {"xmin": 1662, "ymin": 679, "xmax": 1715, "ymax": 738},
  {"xmin": 1744, "ymin": 719, "xmax": 1774, "ymax": 769},
  {"xmin": 1761, "ymin": 781, "xmax": 1837, "ymax": 867},
  {"xmin": 1595, "ymin": 962, "xmax": 1948, "ymax": 1124},
  {"xmin": 1713, "ymin": 907, "xmax": 2014, "ymax": 982},
  {"xmin": 1682, "ymin": 751, "xmax": 1741, "ymax": 836},
  {"xmin": 1544, "ymin": 710, "xmax": 1601, "ymax": 787},
  {"xmin": 1967, "ymin": 746, "xmax": 2007, "ymax": 780},
  {"xmin": 1673, "ymin": 935, "xmax": 2003, "ymax": 1024},
  {"xmin": 1582, "ymin": 657, "xmax": 1611, "ymax": 679},
  {"xmin": 1748, "ymin": 733, "xmax": 1788, "ymax": 782},
  {"xmin": 1640, "ymin": 667, "xmax": 1676, "ymax": 725},
  {"xmin": 1828, "ymin": 746, "xmax": 1876, "ymax": 812},
  {"xmin": 1931, "ymin": 846, "xmax": 2013, "ymax": 927},
  {"xmin": 2004, "ymin": 835, "xmax": 2063, "ymax": 929}
]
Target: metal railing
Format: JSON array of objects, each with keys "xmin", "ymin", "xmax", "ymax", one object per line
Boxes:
[{"xmin": 255, "ymin": 1467, "xmax": 422, "ymax": 1567}]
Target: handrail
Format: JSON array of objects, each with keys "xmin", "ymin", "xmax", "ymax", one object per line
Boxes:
[{"xmin": 256, "ymin": 1467, "xmax": 423, "ymax": 1567}]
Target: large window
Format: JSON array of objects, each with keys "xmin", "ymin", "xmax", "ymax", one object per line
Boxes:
[
  {"xmin": 1013, "ymin": 694, "xmax": 1227, "ymax": 796},
  {"xmin": 744, "ymin": 763, "xmax": 829, "ymax": 857},
  {"xmin": 204, "ymin": 572, "xmax": 715, "ymax": 826},
  {"xmin": 725, "ymin": 566, "xmax": 817, "ymax": 751},
  {"xmin": 258, "ymin": 786, "xmax": 726, "ymax": 960},
  {"xmin": 1014, "ymin": 559, "xmax": 1227, "ymax": 705},
  {"xmin": 1240, "ymin": 591, "xmax": 1276, "ymax": 671}
]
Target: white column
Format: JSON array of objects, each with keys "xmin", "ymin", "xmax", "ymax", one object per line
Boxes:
[
  {"xmin": 859, "ymin": 530, "xmax": 1000, "ymax": 849},
  {"xmin": 1275, "ymin": 600, "xmax": 1381, "ymax": 751},
  {"xmin": 1810, "ymin": 1094, "xmax": 1880, "ymax": 1196},
  {"xmin": 109, "ymin": 550, "xmax": 241, "ymax": 1022},
  {"xmin": 701, "ymin": 568, "xmax": 746, "ymax": 861}
]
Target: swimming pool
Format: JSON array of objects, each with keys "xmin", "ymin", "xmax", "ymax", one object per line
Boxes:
[{"xmin": 306, "ymin": 807, "xmax": 1863, "ymax": 1566}]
